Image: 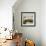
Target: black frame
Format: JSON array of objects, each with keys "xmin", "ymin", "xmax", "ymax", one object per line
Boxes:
[{"xmin": 21, "ymin": 12, "xmax": 36, "ymax": 27}]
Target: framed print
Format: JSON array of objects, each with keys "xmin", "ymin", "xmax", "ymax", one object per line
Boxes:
[{"xmin": 21, "ymin": 12, "xmax": 36, "ymax": 27}]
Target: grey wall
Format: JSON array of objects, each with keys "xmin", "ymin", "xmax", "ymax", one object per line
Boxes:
[
  {"xmin": 40, "ymin": 0, "xmax": 46, "ymax": 46},
  {"xmin": 13, "ymin": 0, "xmax": 41, "ymax": 46}
]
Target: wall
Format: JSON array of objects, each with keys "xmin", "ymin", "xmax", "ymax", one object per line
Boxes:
[
  {"xmin": 40, "ymin": 0, "xmax": 46, "ymax": 46},
  {"xmin": 0, "ymin": 0, "xmax": 16, "ymax": 30},
  {"xmin": 13, "ymin": 0, "xmax": 41, "ymax": 46}
]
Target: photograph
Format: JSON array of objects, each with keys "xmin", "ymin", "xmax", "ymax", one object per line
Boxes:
[
  {"xmin": 21, "ymin": 12, "xmax": 36, "ymax": 27},
  {"xmin": 0, "ymin": 0, "xmax": 45, "ymax": 46}
]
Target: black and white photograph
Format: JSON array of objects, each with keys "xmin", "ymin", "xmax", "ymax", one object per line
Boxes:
[{"xmin": 21, "ymin": 12, "xmax": 36, "ymax": 27}]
